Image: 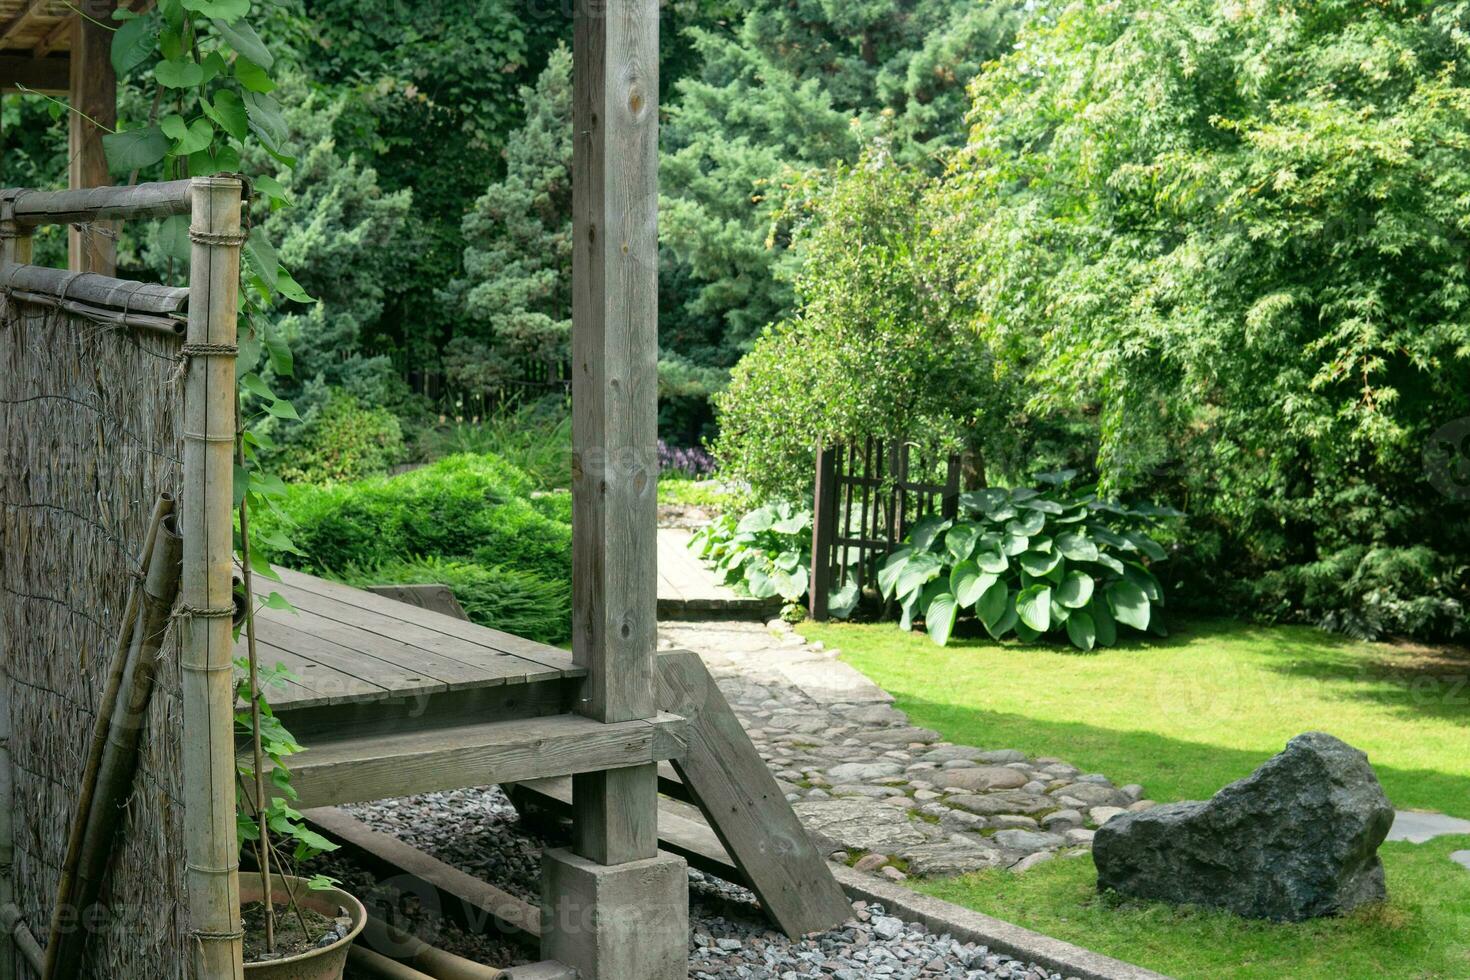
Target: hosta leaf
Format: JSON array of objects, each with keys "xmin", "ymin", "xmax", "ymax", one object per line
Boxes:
[
  {"xmin": 1106, "ymin": 580, "xmax": 1151, "ymax": 631},
  {"xmin": 946, "ymin": 523, "xmax": 982, "ymax": 562},
  {"xmin": 925, "ymin": 592, "xmax": 958, "ymax": 647},
  {"xmin": 1089, "ymin": 525, "xmax": 1130, "ymax": 549},
  {"xmin": 1057, "ymin": 570, "xmax": 1095, "ymax": 608},
  {"xmin": 1126, "ymin": 531, "xmax": 1168, "ymax": 561},
  {"xmin": 977, "ymin": 580, "xmax": 1010, "ymax": 630},
  {"xmin": 1094, "ymin": 552, "xmax": 1126, "ymax": 575},
  {"xmin": 1050, "ymin": 596, "xmax": 1071, "ymax": 625},
  {"xmin": 975, "ymin": 548, "xmax": 1008, "ymax": 573},
  {"xmin": 1007, "ymin": 510, "xmax": 1046, "ymax": 536},
  {"xmin": 745, "ymin": 566, "xmax": 778, "ymax": 599},
  {"xmin": 910, "ymin": 516, "xmax": 952, "ymax": 553},
  {"xmin": 1093, "ymin": 599, "xmax": 1118, "ymax": 647},
  {"xmin": 1124, "ymin": 562, "xmax": 1164, "ymax": 604},
  {"xmin": 876, "ymin": 547, "xmax": 913, "ymax": 600},
  {"xmin": 1066, "ymin": 610, "xmax": 1097, "ymax": 651},
  {"xmin": 899, "ymin": 592, "xmax": 919, "ymax": 632},
  {"xmin": 1002, "ymin": 533, "xmax": 1030, "ymax": 556},
  {"xmin": 1020, "ymin": 498, "xmax": 1066, "ymax": 515},
  {"xmin": 950, "ymin": 562, "xmax": 997, "ymax": 608},
  {"xmin": 894, "ymin": 552, "xmax": 944, "ymax": 600},
  {"xmin": 960, "ymin": 488, "xmax": 1007, "ymax": 516},
  {"xmin": 828, "ymin": 578, "xmax": 860, "ymax": 620},
  {"xmin": 1019, "ymin": 549, "xmax": 1062, "ymax": 577},
  {"xmin": 1016, "ymin": 585, "xmax": 1052, "ymax": 632},
  {"xmin": 737, "ymin": 505, "xmax": 777, "ymax": 534},
  {"xmin": 770, "ymin": 566, "xmax": 808, "ymax": 601},
  {"xmin": 772, "ymin": 512, "xmax": 810, "ymax": 535},
  {"xmin": 1014, "ymin": 621, "xmax": 1043, "ymax": 643},
  {"xmin": 1056, "ymin": 531, "xmax": 1100, "ymax": 562}
]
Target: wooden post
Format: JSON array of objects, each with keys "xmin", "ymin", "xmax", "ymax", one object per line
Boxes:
[
  {"xmin": 0, "ymin": 194, "xmax": 29, "ymax": 980},
  {"xmin": 569, "ymin": 0, "xmax": 661, "ymax": 867},
  {"xmin": 942, "ymin": 453, "xmax": 962, "ymax": 520},
  {"xmin": 809, "ymin": 445, "xmax": 837, "ymax": 622},
  {"xmin": 180, "ymin": 176, "xmax": 244, "ymax": 980},
  {"xmin": 68, "ymin": 4, "xmax": 118, "ymax": 275}
]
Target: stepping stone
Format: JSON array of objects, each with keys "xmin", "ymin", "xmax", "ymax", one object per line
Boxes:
[
  {"xmin": 1387, "ymin": 810, "xmax": 1470, "ymax": 844},
  {"xmin": 1452, "ymin": 851, "xmax": 1470, "ymax": 872}
]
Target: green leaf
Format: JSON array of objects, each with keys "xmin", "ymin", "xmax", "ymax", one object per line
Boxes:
[
  {"xmin": 112, "ymin": 15, "xmax": 158, "ymax": 76},
  {"xmin": 155, "ymin": 58, "xmax": 204, "ymax": 88},
  {"xmin": 877, "ymin": 548, "xmax": 912, "ymax": 600},
  {"xmin": 263, "ymin": 592, "xmax": 293, "ymax": 611},
  {"xmin": 1002, "ymin": 532, "xmax": 1029, "ymax": 557},
  {"xmin": 275, "ymin": 268, "xmax": 313, "ymax": 304},
  {"xmin": 161, "ymin": 114, "xmax": 214, "ymax": 154},
  {"xmin": 772, "ymin": 512, "xmax": 810, "ymax": 535},
  {"xmin": 977, "ymin": 579, "xmax": 1010, "ymax": 630},
  {"xmin": 951, "ymin": 561, "xmax": 996, "ymax": 608},
  {"xmin": 1056, "ymin": 531, "xmax": 1100, "ymax": 562},
  {"xmin": 893, "ymin": 552, "xmax": 944, "ymax": 600},
  {"xmin": 103, "ymin": 127, "xmax": 169, "ymax": 173},
  {"xmin": 157, "ymin": 214, "xmax": 191, "ymax": 263},
  {"xmin": 204, "ymin": 89, "xmax": 249, "ymax": 142},
  {"xmin": 1106, "ymin": 580, "xmax": 1151, "ymax": 631},
  {"xmin": 828, "ymin": 577, "xmax": 860, "ymax": 620},
  {"xmin": 1013, "ymin": 621, "xmax": 1042, "ymax": 643},
  {"xmin": 737, "ymin": 505, "xmax": 777, "ymax": 534},
  {"xmin": 240, "ymin": 372, "xmax": 274, "ymax": 400},
  {"xmin": 1124, "ymin": 563, "xmax": 1164, "ymax": 603},
  {"xmin": 745, "ymin": 565, "xmax": 777, "ymax": 599},
  {"xmin": 187, "ymin": 143, "xmax": 241, "ymax": 176},
  {"xmin": 1018, "ymin": 549, "xmax": 1062, "ymax": 577},
  {"xmin": 1092, "ymin": 599, "xmax": 1118, "ymax": 647},
  {"xmin": 266, "ymin": 399, "xmax": 300, "ymax": 421},
  {"xmin": 253, "ymin": 174, "xmax": 291, "ymax": 207},
  {"xmin": 243, "ymin": 90, "xmax": 288, "ymax": 152},
  {"xmin": 1016, "ymin": 585, "xmax": 1052, "ymax": 632},
  {"xmin": 1057, "ymin": 570, "xmax": 1095, "ymax": 609},
  {"xmin": 924, "ymin": 592, "xmax": 958, "ymax": 647},
  {"xmin": 1006, "ymin": 510, "xmax": 1046, "ymax": 536},
  {"xmin": 244, "ymin": 225, "xmax": 280, "ymax": 288},
  {"xmin": 234, "ymin": 56, "xmax": 275, "ymax": 93},
  {"xmin": 185, "ymin": 0, "xmax": 250, "ymax": 20},
  {"xmin": 213, "ymin": 18, "xmax": 273, "ymax": 68},
  {"xmin": 945, "ymin": 523, "xmax": 981, "ymax": 562},
  {"xmin": 770, "ymin": 565, "xmax": 808, "ymax": 602},
  {"xmin": 1020, "ymin": 498, "xmax": 1066, "ymax": 515},
  {"xmin": 1066, "ymin": 610, "xmax": 1097, "ymax": 652},
  {"xmin": 1126, "ymin": 531, "xmax": 1168, "ymax": 562},
  {"xmin": 909, "ymin": 516, "xmax": 952, "ymax": 553},
  {"xmin": 1094, "ymin": 552, "xmax": 1126, "ymax": 575},
  {"xmin": 975, "ymin": 549, "xmax": 1008, "ymax": 573}
]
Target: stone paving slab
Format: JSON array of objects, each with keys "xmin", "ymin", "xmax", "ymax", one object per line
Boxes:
[
  {"xmin": 1452, "ymin": 851, "xmax": 1470, "ymax": 872},
  {"xmin": 1386, "ymin": 810, "xmax": 1470, "ymax": 844}
]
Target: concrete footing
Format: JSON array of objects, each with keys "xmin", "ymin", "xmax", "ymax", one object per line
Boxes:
[{"xmin": 540, "ymin": 848, "xmax": 688, "ymax": 980}]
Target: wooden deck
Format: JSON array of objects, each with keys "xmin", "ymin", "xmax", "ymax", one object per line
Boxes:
[
  {"xmin": 657, "ymin": 527, "xmax": 781, "ymax": 619},
  {"xmin": 238, "ymin": 568, "xmax": 686, "ymax": 810}
]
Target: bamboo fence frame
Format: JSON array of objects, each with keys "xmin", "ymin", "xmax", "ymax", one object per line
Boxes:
[{"xmin": 0, "ymin": 175, "xmax": 244, "ymax": 978}]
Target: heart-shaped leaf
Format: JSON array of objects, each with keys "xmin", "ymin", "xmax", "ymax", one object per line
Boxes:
[
  {"xmin": 1066, "ymin": 610, "xmax": 1096, "ymax": 651},
  {"xmin": 1056, "ymin": 531, "xmax": 1100, "ymax": 562},
  {"xmin": 1019, "ymin": 549, "xmax": 1063, "ymax": 577},
  {"xmin": 1017, "ymin": 585, "xmax": 1052, "ymax": 632},
  {"xmin": 925, "ymin": 592, "xmax": 958, "ymax": 647},
  {"xmin": 977, "ymin": 580, "xmax": 1010, "ymax": 630},
  {"xmin": 946, "ymin": 523, "xmax": 981, "ymax": 563},
  {"xmin": 1057, "ymin": 570, "xmax": 1095, "ymax": 609},
  {"xmin": 112, "ymin": 14, "xmax": 158, "ymax": 76},
  {"xmin": 1106, "ymin": 580, "xmax": 1151, "ymax": 631},
  {"xmin": 155, "ymin": 58, "xmax": 204, "ymax": 88},
  {"xmin": 103, "ymin": 126, "xmax": 169, "ymax": 173},
  {"xmin": 951, "ymin": 562, "xmax": 997, "ymax": 608}
]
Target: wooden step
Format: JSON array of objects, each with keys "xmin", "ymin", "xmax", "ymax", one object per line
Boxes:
[{"xmin": 269, "ymin": 712, "xmax": 687, "ymax": 810}]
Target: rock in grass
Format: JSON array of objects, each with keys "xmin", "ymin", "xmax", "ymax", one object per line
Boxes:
[{"xmin": 1094, "ymin": 732, "xmax": 1394, "ymax": 922}]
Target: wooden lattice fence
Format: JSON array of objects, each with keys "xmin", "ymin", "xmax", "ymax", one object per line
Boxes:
[{"xmin": 808, "ymin": 439, "xmax": 963, "ymax": 621}]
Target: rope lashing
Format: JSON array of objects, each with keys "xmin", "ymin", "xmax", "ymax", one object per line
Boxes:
[
  {"xmin": 188, "ymin": 230, "xmax": 248, "ymax": 248},
  {"xmin": 170, "ymin": 342, "xmax": 239, "ymax": 385}
]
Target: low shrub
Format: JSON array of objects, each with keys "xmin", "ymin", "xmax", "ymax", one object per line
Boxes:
[
  {"xmin": 691, "ymin": 502, "xmax": 812, "ymax": 604},
  {"xmin": 879, "ymin": 474, "xmax": 1179, "ymax": 649},
  {"xmin": 335, "ymin": 557, "xmax": 570, "ymax": 646},
  {"xmin": 272, "ymin": 389, "xmax": 405, "ymax": 485},
  {"xmin": 414, "ymin": 399, "xmax": 573, "ymax": 492},
  {"xmin": 255, "ymin": 454, "xmax": 571, "ymax": 586}
]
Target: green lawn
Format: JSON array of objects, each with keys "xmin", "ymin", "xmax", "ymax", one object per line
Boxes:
[{"xmin": 802, "ymin": 618, "xmax": 1470, "ymax": 980}]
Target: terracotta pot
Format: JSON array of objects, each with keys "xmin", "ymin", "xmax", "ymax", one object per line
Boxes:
[{"xmin": 241, "ymin": 874, "xmax": 367, "ymax": 980}]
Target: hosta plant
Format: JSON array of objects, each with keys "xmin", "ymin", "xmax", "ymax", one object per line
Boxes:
[
  {"xmin": 879, "ymin": 474, "xmax": 1180, "ymax": 649},
  {"xmin": 691, "ymin": 503, "xmax": 812, "ymax": 603}
]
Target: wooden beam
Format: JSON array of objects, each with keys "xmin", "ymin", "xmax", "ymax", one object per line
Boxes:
[
  {"xmin": 274, "ymin": 712, "xmax": 687, "ymax": 810},
  {"xmin": 1, "ymin": 179, "xmax": 193, "ymax": 226},
  {"xmin": 0, "ymin": 0, "xmax": 47, "ymax": 44},
  {"xmin": 68, "ymin": 3, "xmax": 117, "ymax": 274},
  {"xmin": 33, "ymin": 14, "xmax": 72, "ymax": 58},
  {"xmin": 0, "ymin": 54, "xmax": 69, "ymax": 95},
  {"xmin": 570, "ymin": 0, "xmax": 663, "ymax": 869}
]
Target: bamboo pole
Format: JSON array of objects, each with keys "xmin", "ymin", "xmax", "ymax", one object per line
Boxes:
[
  {"xmin": 0, "ymin": 261, "xmax": 190, "ymax": 316},
  {"xmin": 180, "ymin": 176, "xmax": 246, "ymax": 980},
  {"xmin": 47, "ymin": 513, "xmax": 183, "ymax": 980},
  {"xmin": 0, "ymin": 905, "xmax": 42, "ymax": 973},
  {"xmin": 1, "ymin": 179, "xmax": 194, "ymax": 228},
  {"xmin": 0, "ymin": 196, "xmax": 32, "ymax": 980},
  {"xmin": 357, "ymin": 916, "xmax": 506, "ymax": 980},
  {"xmin": 42, "ymin": 493, "xmax": 175, "ymax": 980}
]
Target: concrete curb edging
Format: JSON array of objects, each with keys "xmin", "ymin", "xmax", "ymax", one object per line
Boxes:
[{"xmin": 830, "ymin": 864, "xmax": 1173, "ymax": 980}]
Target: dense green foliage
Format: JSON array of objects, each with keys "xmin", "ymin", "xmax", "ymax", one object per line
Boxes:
[
  {"xmin": 255, "ymin": 454, "xmax": 571, "ymax": 588},
  {"xmin": 879, "ymin": 478, "xmax": 1176, "ymax": 648},
  {"xmin": 273, "ymin": 390, "xmax": 405, "ymax": 485},
  {"xmin": 336, "ymin": 557, "xmax": 571, "ymax": 646}
]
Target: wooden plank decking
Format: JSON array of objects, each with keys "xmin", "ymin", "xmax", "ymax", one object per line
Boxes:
[{"xmin": 657, "ymin": 527, "xmax": 781, "ymax": 619}]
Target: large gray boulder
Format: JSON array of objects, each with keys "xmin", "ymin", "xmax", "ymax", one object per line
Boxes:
[{"xmin": 1093, "ymin": 732, "xmax": 1393, "ymax": 922}]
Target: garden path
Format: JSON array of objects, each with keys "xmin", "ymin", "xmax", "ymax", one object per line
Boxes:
[{"xmin": 656, "ymin": 619, "xmax": 1155, "ymax": 878}]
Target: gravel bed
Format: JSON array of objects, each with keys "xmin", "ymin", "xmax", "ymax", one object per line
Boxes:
[{"xmin": 310, "ymin": 786, "xmax": 1083, "ymax": 980}]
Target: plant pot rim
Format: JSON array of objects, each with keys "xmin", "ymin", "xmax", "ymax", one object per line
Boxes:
[{"xmin": 241, "ymin": 873, "xmax": 367, "ymax": 971}]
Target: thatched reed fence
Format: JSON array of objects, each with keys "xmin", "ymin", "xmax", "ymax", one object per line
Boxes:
[{"xmin": 0, "ymin": 179, "xmax": 245, "ymax": 978}]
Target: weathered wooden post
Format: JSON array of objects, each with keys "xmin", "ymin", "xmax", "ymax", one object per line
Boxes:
[
  {"xmin": 809, "ymin": 446, "xmax": 838, "ymax": 622},
  {"xmin": 541, "ymin": 1, "xmax": 689, "ymax": 977},
  {"xmin": 180, "ymin": 176, "xmax": 246, "ymax": 980},
  {"xmin": 67, "ymin": 2, "xmax": 119, "ymax": 275}
]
